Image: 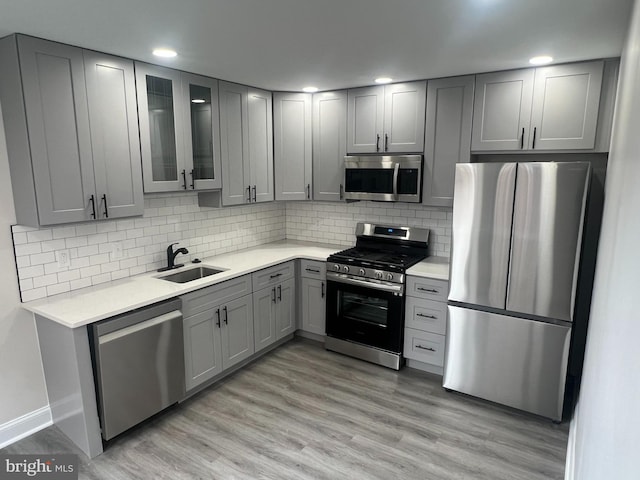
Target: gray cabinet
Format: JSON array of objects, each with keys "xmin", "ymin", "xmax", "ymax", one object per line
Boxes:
[
  {"xmin": 0, "ymin": 35, "xmax": 143, "ymax": 226},
  {"xmin": 136, "ymin": 64, "xmax": 222, "ymax": 192},
  {"xmin": 312, "ymin": 91, "xmax": 347, "ymax": 201},
  {"xmin": 275, "ymin": 278, "xmax": 296, "ymax": 339},
  {"xmin": 274, "ymin": 92, "xmax": 312, "ymax": 201},
  {"xmin": 219, "ymin": 295, "xmax": 255, "ymax": 370},
  {"xmin": 422, "ymin": 76, "xmax": 474, "ymax": 208},
  {"xmin": 183, "ymin": 308, "xmax": 223, "ymax": 391},
  {"xmin": 219, "ymin": 81, "xmax": 274, "ymax": 205},
  {"xmin": 471, "ymin": 61, "xmax": 604, "ymax": 151},
  {"xmin": 253, "ymin": 274, "xmax": 295, "ymax": 352},
  {"xmin": 299, "ymin": 259, "xmax": 326, "ymax": 336},
  {"xmin": 347, "ymin": 81, "xmax": 426, "ymax": 154}
]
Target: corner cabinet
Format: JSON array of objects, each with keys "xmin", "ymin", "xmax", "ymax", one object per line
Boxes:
[
  {"xmin": 422, "ymin": 76, "xmax": 475, "ymax": 208},
  {"xmin": 218, "ymin": 81, "xmax": 274, "ymax": 205},
  {"xmin": 313, "ymin": 91, "xmax": 347, "ymax": 201},
  {"xmin": 299, "ymin": 260, "xmax": 326, "ymax": 337},
  {"xmin": 135, "ymin": 63, "xmax": 222, "ymax": 192},
  {"xmin": 274, "ymin": 92, "xmax": 312, "ymax": 201},
  {"xmin": 347, "ymin": 81, "xmax": 426, "ymax": 154},
  {"xmin": 471, "ymin": 60, "xmax": 604, "ymax": 151},
  {"xmin": 0, "ymin": 35, "xmax": 143, "ymax": 226}
]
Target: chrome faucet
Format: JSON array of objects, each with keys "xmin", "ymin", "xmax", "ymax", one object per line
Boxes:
[{"xmin": 158, "ymin": 243, "xmax": 189, "ymax": 272}]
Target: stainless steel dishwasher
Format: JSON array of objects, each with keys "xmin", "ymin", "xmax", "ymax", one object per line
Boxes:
[{"xmin": 91, "ymin": 299, "xmax": 184, "ymax": 440}]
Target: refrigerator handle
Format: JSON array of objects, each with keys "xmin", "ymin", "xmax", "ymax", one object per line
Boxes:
[{"xmin": 392, "ymin": 162, "xmax": 400, "ymax": 200}]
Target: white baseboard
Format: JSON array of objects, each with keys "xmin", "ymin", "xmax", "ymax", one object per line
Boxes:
[{"xmin": 0, "ymin": 406, "xmax": 52, "ymax": 449}]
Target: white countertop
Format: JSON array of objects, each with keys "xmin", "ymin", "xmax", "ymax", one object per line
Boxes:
[{"xmin": 22, "ymin": 240, "xmax": 449, "ymax": 328}]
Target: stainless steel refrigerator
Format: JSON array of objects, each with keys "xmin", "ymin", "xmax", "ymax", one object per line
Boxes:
[{"xmin": 444, "ymin": 162, "xmax": 590, "ymax": 421}]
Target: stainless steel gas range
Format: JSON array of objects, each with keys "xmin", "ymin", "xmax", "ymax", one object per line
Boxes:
[{"xmin": 325, "ymin": 223, "xmax": 430, "ymax": 370}]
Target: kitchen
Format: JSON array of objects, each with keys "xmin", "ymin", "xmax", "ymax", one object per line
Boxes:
[{"xmin": 0, "ymin": 0, "xmax": 639, "ymax": 478}]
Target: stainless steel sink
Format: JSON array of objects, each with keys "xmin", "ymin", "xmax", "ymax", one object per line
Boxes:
[{"xmin": 159, "ymin": 266, "xmax": 223, "ymax": 283}]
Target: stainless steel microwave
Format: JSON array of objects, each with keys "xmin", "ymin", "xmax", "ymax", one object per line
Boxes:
[{"xmin": 343, "ymin": 155, "xmax": 423, "ymax": 203}]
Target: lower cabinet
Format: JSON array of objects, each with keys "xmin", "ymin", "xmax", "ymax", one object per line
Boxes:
[
  {"xmin": 403, "ymin": 276, "xmax": 449, "ymax": 374},
  {"xmin": 253, "ymin": 278, "xmax": 296, "ymax": 353},
  {"xmin": 299, "ymin": 259, "xmax": 326, "ymax": 336}
]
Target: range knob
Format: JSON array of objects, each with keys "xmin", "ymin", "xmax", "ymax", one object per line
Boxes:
[
  {"xmin": 333, "ymin": 264, "xmax": 340, "ymax": 271},
  {"xmin": 375, "ymin": 271, "xmax": 383, "ymax": 279},
  {"xmin": 359, "ymin": 268, "xmax": 366, "ymax": 275},
  {"xmin": 342, "ymin": 265, "xmax": 350, "ymax": 273},
  {"xmin": 386, "ymin": 273, "xmax": 394, "ymax": 281}
]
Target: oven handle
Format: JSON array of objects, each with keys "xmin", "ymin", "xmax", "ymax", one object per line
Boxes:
[
  {"xmin": 327, "ymin": 273, "xmax": 403, "ymax": 294},
  {"xmin": 392, "ymin": 162, "xmax": 400, "ymax": 200}
]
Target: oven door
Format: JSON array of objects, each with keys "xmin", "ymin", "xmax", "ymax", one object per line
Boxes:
[
  {"xmin": 326, "ymin": 275, "xmax": 405, "ymax": 353},
  {"xmin": 343, "ymin": 155, "xmax": 422, "ymax": 203}
]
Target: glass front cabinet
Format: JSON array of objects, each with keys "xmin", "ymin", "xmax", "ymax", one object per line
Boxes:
[{"xmin": 135, "ymin": 63, "xmax": 222, "ymax": 192}]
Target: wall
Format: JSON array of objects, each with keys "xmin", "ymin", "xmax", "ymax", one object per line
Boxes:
[
  {"xmin": 285, "ymin": 201, "xmax": 452, "ymax": 257},
  {"xmin": 0, "ymin": 102, "xmax": 49, "ymax": 426},
  {"xmin": 13, "ymin": 198, "xmax": 286, "ymax": 302},
  {"xmin": 565, "ymin": 0, "xmax": 640, "ymax": 478}
]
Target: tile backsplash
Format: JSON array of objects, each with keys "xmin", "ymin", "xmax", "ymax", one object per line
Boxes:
[{"xmin": 12, "ymin": 195, "xmax": 451, "ymax": 302}]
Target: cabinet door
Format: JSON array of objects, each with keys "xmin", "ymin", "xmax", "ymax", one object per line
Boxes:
[
  {"xmin": 529, "ymin": 61, "xmax": 604, "ymax": 150},
  {"xmin": 183, "ymin": 309, "xmax": 223, "ymax": 391},
  {"xmin": 301, "ymin": 277, "xmax": 326, "ymax": 336},
  {"xmin": 383, "ymin": 81, "xmax": 426, "ymax": 153},
  {"xmin": 313, "ymin": 91, "xmax": 347, "ymax": 201},
  {"xmin": 471, "ymin": 69, "xmax": 534, "ymax": 151},
  {"xmin": 84, "ymin": 52, "xmax": 143, "ymax": 219},
  {"xmin": 276, "ymin": 278, "xmax": 296, "ymax": 339},
  {"xmin": 220, "ymin": 295, "xmax": 255, "ymax": 370},
  {"xmin": 17, "ymin": 36, "xmax": 96, "ymax": 225},
  {"xmin": 423, "ymin": 76, "xmax": 474, "ymax": 207},
  {"xmin": 253, "ymin": 286, "xmax": 277, "ymax": 352},
  {"xmin": 135, "ymin": 62, "xmax": 187, "ymax": 192},
  {"xmin": 219, "ymin": 81, "xmax": 250, "ymax": 205},
  {"xmin": 248, "ymin": 88, "xmax": 274, "ymax": 203},
  {"xmin": 182, "ymin": 73, "xmax": 222, "ymax": 190},
  {"xmin": 347, "ymin": 86, "xmax": 384, "ymax": 153},
  {"xmin": 274, "ymin": 92, "xmax": 312, "ymax": 201}
]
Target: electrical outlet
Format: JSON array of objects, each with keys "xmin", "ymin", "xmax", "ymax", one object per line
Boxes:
[
  {"xmin": 110, "ymin": 242, "xmax": 123, "ymax": 260},
  {"xmin": 56, "ymin": 249, "xmax": 70, "ymax": 269}
]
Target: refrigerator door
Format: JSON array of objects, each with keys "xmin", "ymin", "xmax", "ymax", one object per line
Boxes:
[
  {"xmin": 506, "ymin": 162, "xmax": 590, "ymax": 321},
  {"xmin": 444, "ymin": 305, "xmax": 571, "ymax": 421},
  {"xmin": 448, "ymin": 163, "xmax": 517, "ymax": 309}
]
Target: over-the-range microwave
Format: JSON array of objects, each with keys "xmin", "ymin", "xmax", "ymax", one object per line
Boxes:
[{"xmin": 343, "ymin": 155, "xmax": 423, "ymax": 203}]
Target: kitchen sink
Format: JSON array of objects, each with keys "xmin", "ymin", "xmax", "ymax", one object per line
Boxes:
[{"xmin": 159, "ymin": 266, "xmax": 224, "ymax": 283}]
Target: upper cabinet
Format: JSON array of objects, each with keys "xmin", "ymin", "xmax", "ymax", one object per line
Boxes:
[
  {"xmin": 347, "ymin": 81, "xmax": 426, "ymax": 154},
  {"xmin": 471, "ymin": 60, "xmax": 604, "ymax": 151},
  {"xmin": 135, "ymin": 63, "xmax": 222, "ymax": 192},
  {"xmin": 313, "ymin": 91, "xmax": 347, "ymax": 202},
  {"xmin": 218, "ymin": 81, "xmax": 274, "ymax": 206},
  {"xmin": 422, "ymin": 75, "xmax": 475, "ymax": 208},
  {"xmin": 274, "ymin": 92, "xmax": 312, "ymax": 201},
  {"xmin": 0, "ymin": 35, "xmax": 143, "ymax": 226}
]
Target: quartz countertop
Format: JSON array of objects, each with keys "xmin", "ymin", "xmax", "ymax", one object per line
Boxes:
[{"xmin": 22, "ymin": 240, "xmax": 449, "ymax": 328}]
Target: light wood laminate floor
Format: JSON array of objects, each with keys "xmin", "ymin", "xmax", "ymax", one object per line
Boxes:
[{"xmin": 2, "ymin": 338, "xmax": 569, "ymax": 479}]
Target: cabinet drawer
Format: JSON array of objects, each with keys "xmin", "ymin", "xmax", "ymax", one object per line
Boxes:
[
  {"xmin": 181, "ymin": 275, "xmax": 251, "ymax": 318},
  {"xmin": 406, "ymin": 276, "xmax": 448, "ymax": 302},
  {"xmin": 405, "ymin": 297, "xmax": 447, "ymax": 335},
  {"xmin": 404, "ymin": 328, "xmax": 445, "ymax": 366},
  {"xmin": 300, "ymin": 259, "xmax": 326, "ymax": 280},
  {"xmin": 252, "ymin": 261, "xmax": 295, "ymax": 290}
]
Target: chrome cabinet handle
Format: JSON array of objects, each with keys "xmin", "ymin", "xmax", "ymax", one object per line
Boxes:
[
  {"xmin": 532, "ymin": 127, "xmax": 537, "ymax": 149},
  {"xmin": 521, "ymin": 127, "xmax": 525, "ymax": 149},
  {"xmin": 417, "ymin": 313, "xmax": 437, "ymax": 319},
  {"xmin": 416, "ymin": 345, "xmax": 436, "ymax": 352},
  {"xmin": 223, "ymin": 306, "xmax": 228, "ymax": 324},
  {"xmin": 182, "ymin": 169, "xmax": 187, "ymax": 190},
  {"xmin": 277, "ymin": 285, "xmax": 282, "ymax": 301},
  {"xmin": 417, "ymin": 287, "xmax": 439, "ymax": 293},
  {"xmin": 101, "ymin": 194, "xmax": 109, "ymax": 218},
  {"xmin": 190, "ymin": 169, "xmax": 195, "ymax": 189},
  {"xmin": 215, "ymin": 309, "xmax": 221, "ymax": 328},
  {"xmin": 253, "ymin": 185, "xmax": 257, "ymax": 202},
  {"xmin": 376, "ymin": 134, "xmax": 380, "ymax": 152},
  {"xmin": 272, "ymin": 287, "xmax": 276, "ymax": 303},
  {"xmin": 246, "ymin": 186, "xmax": 251, "ymax": 202},
  {"xmin": 269, "ymin": 273, "xmax": 282, "ymax": 279},
  {"xmin": 89, "ymin": 195, "xmax": 96, "ymax": 219},
  {"xmin": 321, "ymin": 282, "xmax": 325, "ymax": 298},
  {"xmin": 384, "ymin": 133, "xmax": 388, "ymax": 151}
]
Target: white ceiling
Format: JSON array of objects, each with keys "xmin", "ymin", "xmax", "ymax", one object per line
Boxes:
[{"xmin": 0, "ymin": 0, "xmax": 634, "ymax": 91}]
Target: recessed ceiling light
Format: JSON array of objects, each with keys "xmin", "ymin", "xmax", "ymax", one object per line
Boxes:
[
  {"xmin": 529, "ymin": 55, "xmax": 553, "ymax": 66},
  {"xmin": 375, "ymin": 77, "xmax": 393, "ymax": 84},
  {"xmin": 302, "ymin": 86, "xmax": 319, "ymax": 93},
  {"xmin": 191, "ymin": 99, "xmax": 206, "ymax": 104},
  {"xmin": 152, "ymin": 48, "xmax": 177, "ymax": 58}
]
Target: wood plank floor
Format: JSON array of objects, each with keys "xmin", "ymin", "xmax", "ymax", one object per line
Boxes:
[{"xmin": 2, "ymin": 338, "xmax": 569, "ymax": 479}]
